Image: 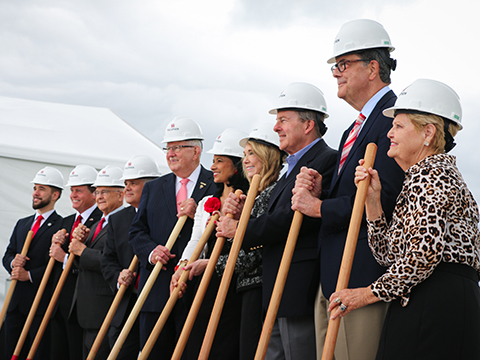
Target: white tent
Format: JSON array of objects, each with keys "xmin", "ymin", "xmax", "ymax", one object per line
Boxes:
[{"xmin": 0, "ymin": 95, "xmax": 169, "ymax": 302}]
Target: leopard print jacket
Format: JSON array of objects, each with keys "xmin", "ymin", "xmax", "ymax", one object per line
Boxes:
[{"xmin": 368, "ymin": 153, "xmax": 480, "ymax": 307}]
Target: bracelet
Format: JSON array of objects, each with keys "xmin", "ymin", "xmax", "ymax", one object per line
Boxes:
[{"xmin": 174, "ymin": 260, "xmax": 188, "ymax": 272}]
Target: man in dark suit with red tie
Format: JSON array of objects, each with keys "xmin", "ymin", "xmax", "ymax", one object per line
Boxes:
[
  {"xmin": 69, "ymin": 165, "xmax": 125, "ymax": 359},
  {"xmin": 291, "ymin": 19, "xmax": 405, "ymax": 360},
  {"xmin": 129, "ymin": 117, "xmax": 216, "ymax": 359},
  {"xmin": 101, "ymin": 155, "xmax": 161, "ymax": 360},
  {"xmin": 49, "ymin": 164, "xmax": 102, "ymax": 360},
  {"xmin": 2, "ymin": 166, "xmax": 64, "ymax": 360}
]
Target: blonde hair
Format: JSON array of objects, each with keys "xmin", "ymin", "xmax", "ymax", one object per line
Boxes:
[
  {"xmin": 242, "ymin": 140, "xmax": 285, "ymax": 193},
  {"xmin": 408, "ymin": 113, "xmax": 460, "ymax": 154}
]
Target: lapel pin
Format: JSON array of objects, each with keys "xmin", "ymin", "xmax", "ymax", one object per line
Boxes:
[
  {"xmin": 200, "ymin": 182, "xmax": 206, "ymax": 189},
  {"xmin": 47, "ymin": 223, "xmax": 52, "ymax": 226}
]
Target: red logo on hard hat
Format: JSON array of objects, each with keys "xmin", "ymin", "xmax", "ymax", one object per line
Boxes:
[
  {"xmin": 71, "ymin": 171, "xmax": 75, "ymax": 175},
  {"xmin": 128, "ymin": 162, "xmax": 132, "ymax": 166},
  {"xmin": 40, "ymin": 171, "xmax": 44, "ymax": 174},
  {"xmin": 171, "ymin": 123, "xmax": 175, "ymax": 127},
  {"xmin": 102, "ymin": 171, "xmax": 106, "ymax": 174}
]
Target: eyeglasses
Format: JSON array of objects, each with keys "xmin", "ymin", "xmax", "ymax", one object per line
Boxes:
[
  {"xmin": 94, "ymin": 189, "xmax": 121, "ymax": 197},
  {"xmin": 331, "ymin": 59, "xmax": 371, "ymax": 73},
  {"xmin": 162, "ymin": 145, "xmax": 195, "ymax": 153}
]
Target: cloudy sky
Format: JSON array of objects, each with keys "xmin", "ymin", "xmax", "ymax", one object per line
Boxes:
[{"xmin": 1, "ymin": 0, "xmax": 479, "ymax": 201}]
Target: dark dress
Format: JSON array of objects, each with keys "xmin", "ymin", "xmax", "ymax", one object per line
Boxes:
[
  {"xmin": 216, "ymin": 182, "xmax": 277, "ymax": 360},
  {"xmin": 184, "ymin": 228, "xmax": 241, "ymax": 360}
]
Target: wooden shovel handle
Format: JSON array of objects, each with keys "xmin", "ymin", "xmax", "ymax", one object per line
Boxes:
[
  {"xmin": 107, "ymin": 215, "xmax": 188, "ymax": 360},
  {"xmin": 0, "ymin": 230, "xmax": 34, "ymax": 332},
  {"xmin": 321, "ymin": 143, "xmax": 377, "ymax": 360}
]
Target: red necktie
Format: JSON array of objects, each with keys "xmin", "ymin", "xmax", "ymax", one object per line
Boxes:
[
  {"xmin": 31, "ymin": 215, "xmax": 44, "ymax": 238},
  {"xmin": 338, "ymin": 113, "xmax": 366, "ymax": 174},
  {"xmin": 176, "ymin": 178, "xmax": 189, "ymax": 212},
  {"xmin": 91, "ymin": 218, "xmax": 105, "ymax": 243},
  {"xmin": 70, "ymin": 215, "xmax": 82, "ymax": 241}
]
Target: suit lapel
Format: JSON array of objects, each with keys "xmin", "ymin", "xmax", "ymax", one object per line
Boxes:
[
  {"xmin": 334, "ymin": 91, "xmax": 395, "ymax": 182},
  {"xmin": 163, "ymin": 173, "xmax": 178, "ymax": 218},
  {"xmin": 34, "ymin": 211, "xmax": 59, "ymax": 240},
  {"xmin": 268, "ymin": 140, "xmax": 324, "ymax": 207},
  {"xmin": 191, "ymin": 166, "xmax": 213, "ymax": 203},
  {"xmin": 90, "ymin": 225, "xmax": 107, "ymax": 248}
]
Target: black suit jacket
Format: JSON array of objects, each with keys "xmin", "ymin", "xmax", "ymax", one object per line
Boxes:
[
  {"xmin": 71, "ymin": 215, "xmax": 117, "ymax": 330},
  {"xmin": 315, "ymin": 90, "xmax": 405, "ymax": 299},
  {"xmin": 100, "ymin": 206, "xmax": 137, "ymax": 327},
  {"xmin": 52, "ymin": 207, "xmax": 103, "ymax": 319},
  {"xmin": 242, "ymin": 139, "xmax": 338, "ymax": 318},
  {"xmin": 2, "ymin": 211, "xmax": 63, "ymax": 316},
  {"xmin": 129, "ymin": 166, "xmax": 215, "ymax": 313}
]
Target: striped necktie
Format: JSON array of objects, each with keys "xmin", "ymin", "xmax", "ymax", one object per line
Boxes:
[
  {"xmin": 176, "ymin": 178, "xmax": 188, "ymax": 212},
  {"xmin": 338, "ymin": 113, "xmax": 365, "ymax": 174}
]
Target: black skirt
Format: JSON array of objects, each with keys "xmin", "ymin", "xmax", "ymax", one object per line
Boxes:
[{"xmin": 376, "ymin": 262, "xmax": 480, "ymax": 360}]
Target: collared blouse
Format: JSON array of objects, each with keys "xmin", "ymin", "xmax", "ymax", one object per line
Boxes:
[{"xmin": 368, "ymin": 153, "xmax": 480, "ymax": 306}]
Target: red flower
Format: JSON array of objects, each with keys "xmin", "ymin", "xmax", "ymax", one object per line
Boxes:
[{"xmin": 204, "ymin": 197, "xmax": 221, "ymax": 213}]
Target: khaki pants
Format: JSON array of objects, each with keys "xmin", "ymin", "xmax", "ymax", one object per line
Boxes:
[{"xmin": 314, "ymin": 284, "xmax": 388, "ymax": 360}]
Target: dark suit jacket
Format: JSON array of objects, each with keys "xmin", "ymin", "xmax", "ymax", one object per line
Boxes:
[
  {"xmin": 315, "ymin": 90, "xmax": 405, "ymax": 299},
  {"xmin": 71, "ymin": 215, "xmax": 116, "ymax": 330},
  {"xmin": 129, "ymin": 166, "xmax": 215, "ymax": 313},
  {"xmin": 100, "ymin": 206, "xmax": 137, "ymax": 327},
  {"xmin": 242, "ymin": 139, "xmax": 338, "ymax": 318},
  {"xmin": 52, "ymin": 207, "xmax": 103, "ymax": 320},
  {"xmin": 2, "ymin": 211, "xmax": 63, "ymax": 316}
]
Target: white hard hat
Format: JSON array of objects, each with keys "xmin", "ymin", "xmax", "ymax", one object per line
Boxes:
[
  {"xmin": 31, "ymin": 166, "xmax": 65, "ymax": 189},
  {"xmin": 162, "ymin": 117, "xmax": 204, "ymax": 143},
  {"xmin": 239, "ymin": 122, "xmax": 280, "ymax": 148},
  {"xmin": 207, "ymin": 128, "xmax": 248, "ymax": 158},
  {"xmin": 269, "ymin": 82, "xmax": 329, "ymax": 118},
  {"xmin": 121, "ymin": 155, "xmax": 161, "ymax": 181},
  {"xmin": 327, "ymin": 19, "xmax": 395, "ymax": 64},
  {"xmin": 383, "ymin": 79, "xmax": 462, "ymax": 130},
  {"xmin": 93, "ymin": 166, "xmax": 124, "ymax": 187},
  {"xmin": 65, "ymin": 165, "xmax": 98, "ymax": 187}
]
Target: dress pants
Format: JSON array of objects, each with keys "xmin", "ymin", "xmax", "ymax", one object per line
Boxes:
[
  {"xmin": 83, "ymin": 328, "xmax": 110, "ymax": 360},
  {"xmin": 314, "ymin": 283, "xmax": 387, "ymax": 360},
  {"xmin": 266, "ymin": 315, "xmax": 316, "ymax": 360},
  {"xmin": 4, "ymin": 310, "xmax": 50, "ymax": 360},
  {"xmin": 51, "ymin": 309, "xmax": 83, "ymax": 360}
]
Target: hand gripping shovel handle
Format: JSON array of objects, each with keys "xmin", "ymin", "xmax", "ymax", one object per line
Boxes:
[{"xmin": 0, "ymin": 230, "xmax": 34, "ymax": 332}]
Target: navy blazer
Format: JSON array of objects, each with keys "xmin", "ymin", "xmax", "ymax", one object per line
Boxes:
[
  {"xmin": 52, "ymin": 207, "xmax": 103, "ymax": 319},
  {"xmin": 2, "ymin": 211, "xmax": 63, "ymax": 316},
  {"xmin": 242, "ymin": 139, "xmax": 338, "ymax": 318},
  {"xmin": 129, "ymin": 166, "xmax": 215, "ymax": 312},
  {"xmin": 101, "ymin": 206, "xmax": 137, "ymax": 327},
  {"xmin": 315, "ymin": 90, "xmax": 405, "ymax": 299},
  {"xmin": 71, "ymin": 217, "xmax": 115, "ymax": 330}
]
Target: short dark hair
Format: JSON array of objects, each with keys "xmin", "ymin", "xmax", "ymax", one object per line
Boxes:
[
  {"xmin": 297, "ymin": 110, "xmax": 327, "ymax": 138},
  {"xmin": 349, "ymin": 48, "xmax": 395, "ymax": 84},
  {"xmin": 50, "ymin": 186, "xmax": 63, "ymax": 200}
]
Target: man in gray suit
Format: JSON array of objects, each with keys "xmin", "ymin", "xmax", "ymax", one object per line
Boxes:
[{"xmin": 69, "ymin": 165, "xmax": 125, "ymax": 359}]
